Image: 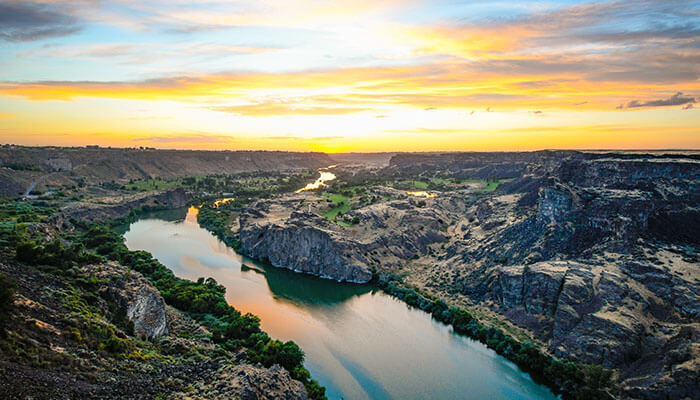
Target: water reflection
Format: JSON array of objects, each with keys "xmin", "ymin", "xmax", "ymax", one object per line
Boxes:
[
  {"xmin": 297, "ymin": 171, "xmax": 337, "ymax": 192},
  {"xmin": 123, "ymin": 208, "xmax": 557, "ymax": 400},
  {"xmin": 212, "ymin": 198, "xmax": 235, "ymax": 208},
  {"xmin": 242, "ymin": 261, "xmax": 373, "ymax": 307},
  {"xmin": 405, "ymin": 191, "xmax": 438, "ymax": 198}
]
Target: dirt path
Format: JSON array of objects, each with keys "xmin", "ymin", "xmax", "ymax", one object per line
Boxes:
[{"xmin": 22, "ymin": 172, "xmax": 56, "ymax": 198}]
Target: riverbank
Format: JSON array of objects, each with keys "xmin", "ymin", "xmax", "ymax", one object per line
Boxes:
[
  {"xmin": 196, "ymin": 196, "xmax": 612, "ymax": 399},
  {"xmin": 0, "ymin": 198, "xmax": 326, "ymax": 400},
  {"xmin": 123, "ymin": 209, "xmax": 559, "ymax": 400},
  {"xmin": 376, "ymin": 275, "xmax": 613, "ymax": 399}
]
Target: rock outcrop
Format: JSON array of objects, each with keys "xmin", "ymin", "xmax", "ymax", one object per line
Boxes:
[
  {"xmin": 83, "ymin": 261, "xmax": 169, "ymax": 339},
  {"xmin": 61, "ymin": 187, "xmax": 189, "ymax": 222},
  {"xmin": 239, "ymin": 191, "xmax": 450, "ymax": 283},
  {"xmin": 236, "ymin": 150, "xmax": 699, "ymax": 398},
  {"xmin": 240, "ymin": 209, "xmax": 372, "ymax": 283},
  {"xmin": 174, "ymin": 364, "xmax": 308, "ymax": 400}
]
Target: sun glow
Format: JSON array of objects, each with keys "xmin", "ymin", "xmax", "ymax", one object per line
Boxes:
[{"xmin": 0, "ymin": 0, "xmax": 698, "ymax": 150}]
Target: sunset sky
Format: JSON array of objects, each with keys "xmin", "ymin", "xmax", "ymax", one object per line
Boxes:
[{"xmin": 0, "ymin": 0, "xmax": 698, "ymax": 152}]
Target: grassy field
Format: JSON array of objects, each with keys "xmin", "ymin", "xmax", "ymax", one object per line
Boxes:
[
  {"xmin": 321, "ymin": 192, "xmax": 352, "ymax": 221},
  {"xmin": 482, "ymin": 180, "xmax": 502, "ymax": 192},
  {"xmin": 462, "ymin": 179, "xmax": 506, "ymax": 192},
  {"xmin": 322, "ymin": 202, "xmax": 352, "ymax": 220},
  {"xmin": 322, "ymin": 193, "xmax": 349, "ymax": 203}
]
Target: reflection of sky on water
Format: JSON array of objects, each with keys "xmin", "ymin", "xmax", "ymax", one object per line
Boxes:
[{"xmin": 124, "ymin": 209, "xmax": 556, "ymax": 400}]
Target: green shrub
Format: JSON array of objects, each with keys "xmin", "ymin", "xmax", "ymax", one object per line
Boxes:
[{"xmin": 0, "ymin": 273, "xmax": 16, "ymax": 333}]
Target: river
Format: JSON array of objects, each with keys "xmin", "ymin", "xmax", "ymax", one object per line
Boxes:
[{"xmin": 122, "ymin": 207, "xmax": 556, "ymax": 400}]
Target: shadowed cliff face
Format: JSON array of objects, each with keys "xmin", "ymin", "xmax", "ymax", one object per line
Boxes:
[
  {"xmin": 240, "ymin": 209, "xmax": 373, "ymax": 283},
  {"xmin": 239, "ymin": 192, "xmax": 451, "ymax": 283},
  {"xmin": 238, "ymin": 150, "xmax": 699, "ymax": 399}
]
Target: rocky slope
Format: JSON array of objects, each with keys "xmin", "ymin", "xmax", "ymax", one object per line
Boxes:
[
  {"xmin": 239, "ymin": 189, "xmax": 451, "ymax": 283},
  {"xmin": 82, "ymin": 261, "xmax": 169, "ymax": 339},
  {"xmin": 236, "ymin": 151, "xmax": 700, "ymax": 399},
  {"xmin": 0, "ymin": 146, "xmax": 333, "ymax": 196},
  {"xmin": 0, "ymin": 256, "xmax": 308, "ymax": 400},
  {"xmin": 60, "ymin": 187, "xmax": 189, "ymax": 222}
]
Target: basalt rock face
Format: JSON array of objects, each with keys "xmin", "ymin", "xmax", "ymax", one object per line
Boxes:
[
  {"xmin": 241, "ymin": 210, "xmax": 372, "ymax": 283},
  {"xmin": 61, "ymin": 187, "xmax": 189, "ymax": 222},
  {"xmin": 383, "ymin": 151, "xmax": 700, "ymax": 398},
  {"xmin": 239, "ymin": 192, "xmax": 450, "ymax": 283},
  {"xmin": 83, "ymin": 261, "xmax": 169, "ymax": 339}
]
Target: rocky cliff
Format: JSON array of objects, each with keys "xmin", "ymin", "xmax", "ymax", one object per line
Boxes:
[
  {"xmin": 0, "ymin": 146, "xmax": 333, "ymax": 196},
  {"xmin": 82, "ymin": 261, "xmax": 169, "ymax": 339},
  {"xmin": 239, "ymin": 190, "xmax": 450, "ymax": 283},
  {"xmin": 60, "ymin": 187, "xmax": 189, "ymax": 222},
  {"xmin": 240, "ymin": 204, "xmax": 373, "ymax": 283},
  {"xmin": 235, "ymin": 150, "xmax": 699, "ymax": 399}
]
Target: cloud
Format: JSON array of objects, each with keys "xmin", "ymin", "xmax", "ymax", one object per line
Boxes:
[
  {"xmin": 0, "ymin": 1, "xmax": 82, "ymax": 42},
  {"xmin": 265, "ymin": 135, "xmax": 343, "ymax": 141},
  {"xmin": 210, "ymin": 103, "xmax": 373, "ymax": 117},
  {"xmin": 617, "ymin": 92, "xmax": 696, "ymax": 109},
  {"xmin": 683, "ymin": 103, "xmax": 694, "ymax": 110},
  {"xmin": 132, "ymin": 134, "xmax": 235, "ymax": 144}
]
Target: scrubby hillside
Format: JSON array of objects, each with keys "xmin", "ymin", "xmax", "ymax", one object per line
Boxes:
[
  {"xmin": 0, "ymin": 199, "xmax": 325, "ymax": 400},
  {"xmin": 0, "ymin": 146, "xmax": 333, "ymax": 197}
]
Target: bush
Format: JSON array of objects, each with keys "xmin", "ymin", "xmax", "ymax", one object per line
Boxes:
[
  {"xmin": 79, "ymin": 224, "xmax": 327, "ymax": 399},
  {"xmin": 0, "ymin": 273, "xmax": 16, "ymax": 333},
  {"xmin": 378, "ymin": 275, "xmax": 613, "ymax": 399}
]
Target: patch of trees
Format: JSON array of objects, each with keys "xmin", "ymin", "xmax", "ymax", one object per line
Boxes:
[
  {"xmin": 15, "ymin": 238, "xmax": 102, "ymax": 270},
  {"xmin": 197, "ymin": 204, "xmax": 241, "ymax": 249},
  {"xmin": 81, "ymin": 225, "xmax": 326, "ymax": 399},
  {"xmin": 378, "ymin": 275, "xmax": 613, "ymax": 400}
]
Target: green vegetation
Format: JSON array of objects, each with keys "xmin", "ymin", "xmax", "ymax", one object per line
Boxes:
[
  {"xmin": 476, "ymin": 178, "xmax": 505, "ymax": 192},
  {"xmin": 410, "ymin": 180, "xmax": 429, "ymax": 189},
  {"xmin": 319, "ymin": 192, "xmax": 354, "ymax": 224},
  {"xmin": 126, "ymin": 177, "xmax": 184, "ymax": 191},
  {"xmin": 322, "ymin": 201, "xmax": 352, "ymax": 220},
  {"xmin": 126, "ymin": 170, "xmax": 311, "ymax": 198},
  {"xmin": 197, "ymin": 203, "xmax": 241, "ymax": 249},
  {"xmin": 390, "ymin": 180, "xmax": 429, "ymax": 190},
  {"xmin": 0, "ymin": 198, "xmax": 326, "ymax": 399},
  {"xmin": 0, "ymin": 273, "xmax": 15, "ymax": 334},
  {"xmin": 321, "ymin": 193, "xmax": 349, "ymax": 203},
  {"xmin": 79, "ymin": 225, "xmax": 326, "ymax": 399},
  {"xmin": 378, "ymin": 275, "xmax": 613, "ymax": 400}
]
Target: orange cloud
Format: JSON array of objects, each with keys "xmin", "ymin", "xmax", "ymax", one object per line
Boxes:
[{"xmin": 1, "ymin": 64, "xmax": 699, "ymax": 116}]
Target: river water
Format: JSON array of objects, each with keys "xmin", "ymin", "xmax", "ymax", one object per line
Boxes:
[{"xmin": 123, "ymin": 207, "xmax": 556, "ymax": 400}]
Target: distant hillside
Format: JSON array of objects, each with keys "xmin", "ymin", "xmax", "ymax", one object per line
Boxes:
[
  {"xmin": 327, "ymin": 152, "xmax": 397, "ymax": 167},
  {"xmin": 0, "ymin": 146, "xmax": 333, "ymax": 197}
]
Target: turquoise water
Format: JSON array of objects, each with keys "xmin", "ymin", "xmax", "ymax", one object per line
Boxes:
[{"xmin": 123, "ymin": 207, "xmax": 556, "ymax": 400}]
